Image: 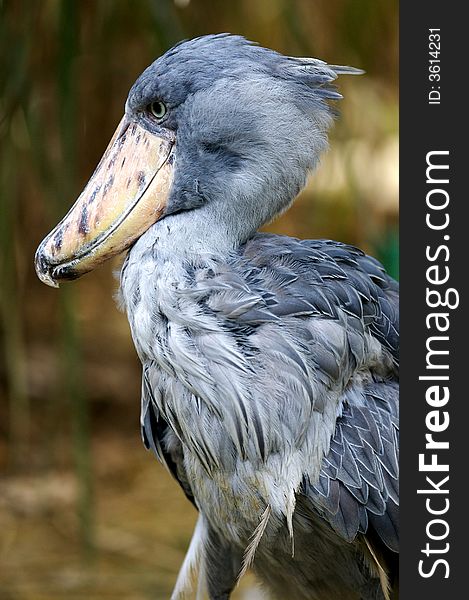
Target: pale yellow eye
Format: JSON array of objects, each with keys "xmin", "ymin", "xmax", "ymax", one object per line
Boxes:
[{"xmin": 150, "ymin": 101, "xmax": 167, "ymax": 120}]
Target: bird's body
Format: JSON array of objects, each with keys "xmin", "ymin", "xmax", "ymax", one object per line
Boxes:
[
  {"xmin": 36, "ymin": 34, "xmax": 399, "ymax": 599},
  {"xmin": 121, "ymin": 226, "xmax": 398, "ymax": 600}
]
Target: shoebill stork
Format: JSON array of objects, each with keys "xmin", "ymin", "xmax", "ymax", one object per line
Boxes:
[{"xmin": 35, "ymin": 34, "xmax": 399, "ymax": 600}]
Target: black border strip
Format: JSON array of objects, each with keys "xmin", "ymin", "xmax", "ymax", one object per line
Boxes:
[{"xmin": 400, "ymin": 3, "xmax": 466, "ymax": 597}]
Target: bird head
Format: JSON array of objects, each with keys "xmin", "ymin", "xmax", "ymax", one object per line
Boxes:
[{"xmin": 35, "ymin": 34, "xmax": 360, "ymax": 287}]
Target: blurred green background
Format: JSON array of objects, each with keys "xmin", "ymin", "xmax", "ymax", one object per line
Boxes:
[{"xmin": 0, "ymin": 1, "xmax": 398, "ymax": 598}]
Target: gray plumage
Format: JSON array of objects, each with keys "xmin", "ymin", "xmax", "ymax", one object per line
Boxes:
[{"xmin": 116, "ymin": 35, "xmax": 399, "ymax": 599}]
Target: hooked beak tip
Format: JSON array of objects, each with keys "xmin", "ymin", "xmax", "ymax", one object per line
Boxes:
[{"xmin": 34, "ymin": 246, "xmax": 60, "ymax": 288}]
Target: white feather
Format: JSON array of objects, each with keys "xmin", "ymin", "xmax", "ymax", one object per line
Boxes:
[{"xmin": 171, "ymin": 514, "xmax": 206, "ymax": 600}]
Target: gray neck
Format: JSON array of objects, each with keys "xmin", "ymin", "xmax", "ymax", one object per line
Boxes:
[
  {"xmin": 135, "ymin": 201, "xmax": 262, "ymax": 262},
  {"xmin": 155, "ymin": 202, "xmax": 250, "ymax": 258},
  {"xmin": 142, "ymin": 170, "xmax": 306, "ymax": 260}
]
